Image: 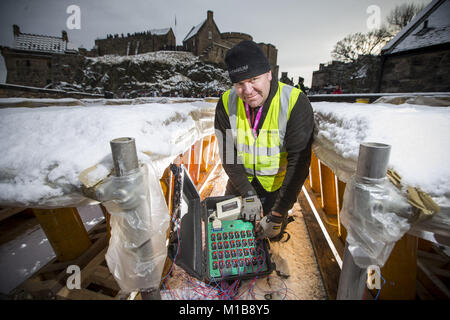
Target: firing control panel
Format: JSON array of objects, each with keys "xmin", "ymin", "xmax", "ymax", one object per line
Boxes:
[{"xmin": 207, "ymin": 219, "xmax": 268, "ymax": 279}]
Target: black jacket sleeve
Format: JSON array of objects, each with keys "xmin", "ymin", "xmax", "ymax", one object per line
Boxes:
[
  {"xmin": 271, "ymin": 93, "xmax": 314, "ymax": 216},
  {"xmin": 214, "ymin": 97, "xmax": 256, "ymax": 196}
]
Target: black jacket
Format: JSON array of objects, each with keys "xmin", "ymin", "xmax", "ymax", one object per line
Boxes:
[{"xmin": 214, "ymin": 77, "xmax": 314, "ymax": 216}]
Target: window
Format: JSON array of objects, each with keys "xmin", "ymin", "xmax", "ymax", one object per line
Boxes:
[
  {"xmin": 208, "ymin": 31, "xmax": 212, "ymax": 40},
  {"xmin": 26, "ymin": 60, "xmax": 30, "ymax": 67}
]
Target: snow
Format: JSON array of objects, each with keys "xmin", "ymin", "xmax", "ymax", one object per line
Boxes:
[
  {"xmin": 0, "ymin": 97, "xmax": 448, "ymax": 227},
  {"xmin": 382, "ymin": 0, "xmax": 450, "ymax": 54},
  {"xmin": 312, "ymin": 101, "xmax": 450, "ymax": 204},
  {"xmin": 86, "ymin": 50, "xmax": 200, "ymax": 66},
  {"xmin": 183, "ymin": 20, "xmax": 206, "ymax": 42},
  {"xmin": 0, "ymin": 99, "xmax": 215, "ymax": 208},
  {"xmin": 150, "ymin": 28, "xmax": 171, "ymax": 36}
]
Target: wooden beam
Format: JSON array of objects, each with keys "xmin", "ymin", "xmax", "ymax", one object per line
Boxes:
[
  {"xmin": 298, "ymin": 188, "xmax": 341, "ymax": 300},
  {"xmin": 417, "ymin": 259, "xmax": 450, "ymax": 299},
  {"xmin": 0, "ymin": 207, "xmax": 26, "ymax": 222},
  {"xmin": 309, "ymin": 152, "xmax": 321, "ymax": 193},
  {"xmin": 302, "ymin": 184, "xmax": 344, "ymax": 258},
  {"xmin": 57, "ymin": 287, "xmax": 114, "ymax": 300},
  {"xmin": 319, "ymin": 162, "xmax": 339, "ymax": 216},
  {"xmin": 32, "ymin": 207, "xmax": 92, "ymax": 262},
  {"xmin": 378, "ymin": 234, "xmax": 418, "ymax": 300}
]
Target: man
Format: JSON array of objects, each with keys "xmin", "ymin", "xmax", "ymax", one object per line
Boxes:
[
  {"xmin": 214, "ymin": 40, "xmax": 314, "ymax": 241},
  {"xmin": 332, "ymin": 85, "xmax": 342, "ymax": 94},
  {"xmin": 296, "ymin": 77, "xmax": 306, "ymax": 93}
]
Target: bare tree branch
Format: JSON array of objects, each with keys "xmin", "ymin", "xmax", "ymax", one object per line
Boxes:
[{"xmin": 386, "ymin": 2, "xmax": 426, "ymax": 34}]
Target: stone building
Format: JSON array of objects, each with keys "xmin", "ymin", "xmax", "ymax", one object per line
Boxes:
[
  {"xmin": 311, "ymin": 55, "xmax": 381, "ymax": 94},
  {"xmin": 378, "ymin": 0, "xmax": 450, "ymax": 93},
  {"xmin": 182, "ymin": 11, "xmax": 279, "ymax": 79},
  {"xmin": 94, "ymin": 28, "xmax": 176, "ymax": 56},
  {"xmin": 279, "ymin": 72, "xmax": 294, "ymax": 86},
  {"xmin": 0, "ymin": 25, "xmax": 79, "ymax": 88}
]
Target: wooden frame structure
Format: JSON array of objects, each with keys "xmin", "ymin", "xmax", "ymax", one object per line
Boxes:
[
  {"xmin": 4, "ymin": 133, "xmax": 221, "ymax": 299},
  {"xmin": 3, "ymin": 130, "xmax": 449, "ymax": 300},
  {"xmin": 300, "ymin": 150, "xmax": 449, "ymax": 300}
]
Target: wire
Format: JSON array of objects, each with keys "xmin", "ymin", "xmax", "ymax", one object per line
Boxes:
[{"xmin": 374, "ymin": 269, "xmax": 386, "ymax": 300}]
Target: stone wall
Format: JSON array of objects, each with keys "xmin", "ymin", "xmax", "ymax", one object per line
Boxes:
[
  {"xmin": 95, "ymin": 30, "xmax": 176, "ymax": 56},
  {"xmin": 1, "ymin": 47, "xmax": 53, "ymax": 87},
  {"xmin": 380, "ymin": 47, "xmax": 450, "ymax": 93},
  {"xmin": 194, "ymin": 11, "xmax": 222, "ymax": 57},
  {"xmin": 183, "ymin": 11, "xmax": 278, "ymax": 79},
  {"xmin": 220, "ymin": 32, "xmax": 252, "ymax": 44},
  {"xmin": 51, "ymin": 54, "xmax": 85, "ymax": 85},
  {"xmin": 259, "ymin": 43, "xmax": 279, "ymax": 80},
  {"xmin": 311, "ymin": 56, "xmax": 381, "ymax": 93},
  {"xmin": 1, "ymin": 47, "xmax": 87, "ymax": 89}
]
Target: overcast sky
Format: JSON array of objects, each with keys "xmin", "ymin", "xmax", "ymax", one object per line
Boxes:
[{"xmin": 0, "ymin": 0, "xmax": 430, "ymax": 87}]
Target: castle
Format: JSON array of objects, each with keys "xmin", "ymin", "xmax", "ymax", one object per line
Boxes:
[
  {"xmin": 1, "ymin": 10, "xmax": 279, "ymax": 89},
  {"xmin": 94, "ymin": 10, "xmax": 278, "ymax": 77},
  {"xmin": 94, "ymin": 28, "xmax": 176, "ymax": 56},
  {"xmin": 182, "ymin": 11, "xmax": 278, "ymax": 78}
]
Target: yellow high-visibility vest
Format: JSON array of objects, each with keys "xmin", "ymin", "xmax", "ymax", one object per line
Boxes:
[{"xmin": 222, "ymin": 82, "xmax": 301, "ymax": 192}]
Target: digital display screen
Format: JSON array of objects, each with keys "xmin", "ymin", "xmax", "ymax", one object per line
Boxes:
[{"xmin": 222, "ymin": 201, "xmax": 238, "ymax": 212}]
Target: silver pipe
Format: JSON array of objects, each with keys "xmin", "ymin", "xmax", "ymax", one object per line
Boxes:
[
  {"xmin": 336, "ymin": 142, "xmax": 391, "ymax": 300},
  {"xmin": 109, "ymin": 137, "xmax": 160, "ymax": 300},
  {"xmin": 110, "ymin": 137, "xmax": 139, "ymax": 177},
  {"xmin": 356, "ymin": 142, "xmax": 391, "ymax": 179}
]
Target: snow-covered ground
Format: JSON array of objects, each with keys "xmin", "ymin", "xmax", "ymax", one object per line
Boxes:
[
  {"xmin": 0, "ymin": 98, "xmax": 215, "ymax": 208},
  {"xmin": 0, "ymin": 97, "xmax": 448, "ymax": 218},
  {"xmin": 312, "ymin": 101, "xmax": 450, "ymax": 238},
  {"xmin": 313, "ymin": 102, "xmax": 450, "ymax": 201}
]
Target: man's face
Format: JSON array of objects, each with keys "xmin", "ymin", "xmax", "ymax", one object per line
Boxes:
[{"xmin": 233, "ymin": 71, "xmax": 272, "ymax": 108}]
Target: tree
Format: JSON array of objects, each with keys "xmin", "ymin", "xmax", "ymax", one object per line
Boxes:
[
  {"xmin": 386, "ymin": 2, "xmax": 426, "ymax": 34},
  {"xmin": 331, "ymin": 27, "xmax": 392, "ymax": 63},
  {"xmin": 331, "ymin": 2, "xmax": 426, "ymax": 63}
]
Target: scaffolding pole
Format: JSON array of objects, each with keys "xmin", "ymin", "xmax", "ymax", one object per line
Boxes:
[{"xmin": 336, "ymin": 142, "xmax": 391, "ymax": 300}]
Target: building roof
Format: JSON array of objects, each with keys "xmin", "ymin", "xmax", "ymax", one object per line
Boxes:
[
  {"xmin": 150, "ymin": 28, "xmax": 171, "ymax": 36},
  {"xmin": 14, "ymin": 32, "xmax": 67, "ymax": 53},
  {"xmin": 382, "ymin": 0, "xmax": 450, "ymax": 55},
  {"xmin": 183, "ymin": 19, "xmax": 206, "ymax": 42}
]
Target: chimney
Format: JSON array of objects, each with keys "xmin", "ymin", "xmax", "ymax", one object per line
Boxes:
[
  {"xmin": 207, "ymin": 10, "xmax": 213, "ymax": 21},
  {"xmin": 13, "ymin": 24, "xmax": 20, "ymax": 37},
  {"xmin": 62, "ymin": 30, "xmax": 68, "ymax": 42}
]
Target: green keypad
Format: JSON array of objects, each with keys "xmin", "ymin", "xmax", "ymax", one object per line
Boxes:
[{"xmin": 208, "ymin": 219, "xmax": 267, "ymax": 279}]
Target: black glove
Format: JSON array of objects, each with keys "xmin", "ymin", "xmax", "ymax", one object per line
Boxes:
[
  {"xmin": 256, "ymin": 213, "xmax": 283, "ymax": 239},
  {"xmin": 241, "ymin": 195, "xmax": 263, "ymax": 222}
]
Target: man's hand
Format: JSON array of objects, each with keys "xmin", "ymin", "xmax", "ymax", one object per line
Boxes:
[
  {"xmin": 241, "ymin": 195, "xmax": 263, "ymax": 221},
  {"xmin": 255, "ymin": 211, "xmax": 283, "ymax": 239}
]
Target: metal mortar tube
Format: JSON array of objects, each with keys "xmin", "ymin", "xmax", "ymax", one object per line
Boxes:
[
  {"xmin": 336, "ymin": 142, "xmax": 391, "ymax": 300},
  {"xmin": 110, "ymin": 137, "xmax": 139, "ymax": 177},
  {"xmin": 110, "ymin": 137, "xmax": 160, "ymax": 299}
]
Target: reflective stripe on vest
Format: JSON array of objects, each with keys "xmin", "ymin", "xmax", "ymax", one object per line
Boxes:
[{"xmin": 222, "ymin": 82, "xmax": 300, "ymax": 192}]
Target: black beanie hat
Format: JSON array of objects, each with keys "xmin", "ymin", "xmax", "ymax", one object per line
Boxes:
[{"xmin": 225, "ymin": 40, "xmax": 271, "ymax": 83}]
